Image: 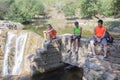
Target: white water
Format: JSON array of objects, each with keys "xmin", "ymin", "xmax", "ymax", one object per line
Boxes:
[
  {"xmin": 12, "ymin": 33, "xmax": 27, "ymax": 75},
  {"xmin": 3, "ymin": 32, "xmax": 28, "ymax": 76},
  {"xmin": 3, "ymin": 32, "xmax": 16, "ymax": 76}
]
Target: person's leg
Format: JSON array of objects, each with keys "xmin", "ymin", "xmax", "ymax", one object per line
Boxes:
[
  {"xmin": 68, "ymin": 36, "xmax": 73, "ymax": 52},
  {"xmin": 90, "ymin": 38, "xmax": 96, "ymax": 56},
  {"xmin": 45, "ymin": 33, "xmax": 53, "ymax": 44},
  {"xmin": 75, "ymin": 39, "xmax": 79, "ymax": 52},
  {"xmin": 101, "ymin": 38, "xmax": 107, "ymax": 58},
  {"xmin": 43, "ymin": 31, "xmax": 47, "ymax": 39},
  {"xmin": 75, "ymin": 36, "xmax": 80, "ymax": 52}
]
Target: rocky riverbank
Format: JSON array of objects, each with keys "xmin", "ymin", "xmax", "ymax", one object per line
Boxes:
[
  {"xmin": 0, "ymin": 29, "xmax": 120, "ymax": 80},
  {"xmin": 61, "ymin": 34, "xmax": 120, "ymax": 80}
]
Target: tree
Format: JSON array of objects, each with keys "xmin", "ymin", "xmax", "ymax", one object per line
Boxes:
[
  {"xmin": 79, "ymin": 0, "xmax": 101, "ymax": 18},
  {"xmin": 62, "ymin": 3, "xmax": 76, "ymax": 17},
  {"xmin": 100, "ymin": 0, "xmax": 114, "ymax": 16},
  {"xmin": 4, "ymin": 0, "xmax": 45, "ymax": 23},
  {"xmin": 112, "ymin": 0, "xmax": 120, "ymax": 15}
]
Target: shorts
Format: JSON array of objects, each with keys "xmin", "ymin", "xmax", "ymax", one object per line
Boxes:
[
  {"xmin": 71, "ymin": 35, "xmax": 81, "ymax": 42},
  {"xmin": 91, "ymin": 37, "xmax": 107, "ymax": 45}
]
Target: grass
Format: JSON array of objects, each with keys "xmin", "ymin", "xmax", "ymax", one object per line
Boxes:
[
  {"xmin": 56, "ymin": 26, "xmax": 93, "ymax": 37},
  {"xmin": 23, "ymin": 25, "xmax": 46, "ymax": 37},
  {"xmin": 47, "ymin": 19, "xmax": 61, "ymax": 24}
]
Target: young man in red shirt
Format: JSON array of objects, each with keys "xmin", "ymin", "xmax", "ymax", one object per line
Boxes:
[{"xmin": 90, "ymin": 20, "xmax": 107, "ymax": 59}]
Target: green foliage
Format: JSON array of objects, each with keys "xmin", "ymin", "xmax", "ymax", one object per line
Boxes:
[
  {"xmin": 0, "ymin": 0, "xmax": 120, "ymax": 22},
  {"xmin": 23, "ymin": 25, "xmax": 46, "ymax": 36},
  {"xmin": 112, "ymin": 0, "xmax": 120, "ymax": 15},
  {"xmin": 0, "ymin": 0, "xmax": 10, "ymax": 19},
  {"xmin": 62, "ymin": 3, "xmax": 76, "ymax": 17},
  {"xmin": 100, "ymin": 0, "xmax": 114, "ymax": 16},
  {"xmin": 79, "ymin": 0, "xmax": 101, "ymax": 18},
  {"xmin": 78, "ymin": 0, "xmax": 120, "ymax": 17},
  {"xmin": 4, "ymin": 0, "xmax": 45, "ymax": 23},
  {"xmin": 104, "ymin": 21, "xmax": 120, "ymax": 30}
]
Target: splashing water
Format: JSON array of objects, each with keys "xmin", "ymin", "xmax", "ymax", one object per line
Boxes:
[
  {"xmin": 3, "ymin": 32, "xmax": 16, "ymax": 76},
  {"xmin": 12, "ymin": 32, "xmax": 28, "ymax": 75},
  {"xmin": 3, "ymin": 31, "xmax": 28, "ymax": 76}
]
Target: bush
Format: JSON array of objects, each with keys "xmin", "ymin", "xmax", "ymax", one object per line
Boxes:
[
  {"xmin": 100, "ymin": 0, "xmax": 114, "ymax": 16},
  {"xmin": 112, "ymin": 0, "xmax": 120, "ymax": 15},
  {"xmin": 62, "ymin": 2, "xmax": 76, "ymax": 17},
  {"xmin": 4, "ymin": 0, "xmax": 45, "ymax": 23},
  {"xmin": 79, "ymin": 0, "xmax": 101, "ymax": 18}
]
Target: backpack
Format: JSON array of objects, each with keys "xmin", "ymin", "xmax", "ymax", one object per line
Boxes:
[{"xmin": 105, "ymin": 31, "xmax": 114, "ymax": 43}]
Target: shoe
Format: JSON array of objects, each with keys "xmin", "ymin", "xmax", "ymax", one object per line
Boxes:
[
  {"xmin": 67, "ymin": 49, "xmax": 71, "ymax": 53},
  {"xmin": 75, "ymin": 51, "xmax": 78, "ymax": 54},
  {"xmin": 46, "ymin": 41, "xmax": 52, "ymax": 45},
  {"xmin": 89, "ymin": 53, "xmax": 96, "ymax": 58},
  {"xmin": 103, "ymin": 56, "xmax": 108, "ymax": 60}
]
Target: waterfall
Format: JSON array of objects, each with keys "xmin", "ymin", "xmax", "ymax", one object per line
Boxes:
[
  {"xmin": 3, "ymin": 31, "xmax": 28, "ymax": 76},
  {"xmin": 3, "ymin": 32, "xmax": 16, "ymax": 76},
  {"xmin": 12, "ymin": 32, "xmax": 27, "ymax": 75}
]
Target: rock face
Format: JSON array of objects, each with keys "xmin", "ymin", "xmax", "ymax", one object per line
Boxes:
[
  {"xmin": 27, "ymin": 39, "xmax": 63, "ymax": 75},
  {"xmin": 61, "ymin": 34, "xmax": 120, "ymax": 80},
  {"xmin": 0, "ymin": 30, "xmax": 43, "ymax": 76},
  {"xmin": 0, "ymin": 30, "xmax": 120, "ymax": 80},
  {"xmin": 0, "ymin": 20, "xmax": 24, "ymax": 30}
]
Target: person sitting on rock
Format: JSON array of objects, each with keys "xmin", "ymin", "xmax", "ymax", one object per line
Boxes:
[
  {"xmin": 43, "ymin": 24, "xmax": 57, "ymax": 44},
  {"xmin": 67, "ymin": 21, "xmax": 82, "ymax": 54},
  {"xmin": 90, "ymin": 19, "xmax": 107, "ymax": 59}
]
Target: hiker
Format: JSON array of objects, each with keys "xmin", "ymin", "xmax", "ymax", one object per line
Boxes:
[
  {"xmin": 90, "ymin": 19, "xmax": 107, "ymax": 59},
  {"xmin": 43, "ymin": 24, "xmax": 57, "ymax": 44},
  {"xmin": 67, "ymin": 21, "xmax": 82, "ymax": 54}
]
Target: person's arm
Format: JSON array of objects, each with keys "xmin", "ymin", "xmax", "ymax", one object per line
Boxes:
[
  {"xmin": 73, "ymin": 28, "xmax": 75, "ymax": 35},
  {"xmin": 47, "ymin": 28, "xmax": 54, "ymax": 33},
  {"xmin": 94, "ymin": 27, "xmax": 101, "ymax": 42},
  {"xmin": 72, "ymin": 28, "xmax": 75, "ymax": 39},
  {"xmin": 80, "ymin": 27, "xmax": 82, "ymax": 36},
  {"xmin": 94, "ymin": 27, "xmax": 97, "ymax": 38},
  {"xmin": 101, "ymin": 27, "xmax": 106, "ymax": 39}
]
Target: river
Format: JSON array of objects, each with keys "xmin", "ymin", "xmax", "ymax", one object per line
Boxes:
[{"xmin": 30, "ymin": 65, "xmax": 83, "ymax": 80}]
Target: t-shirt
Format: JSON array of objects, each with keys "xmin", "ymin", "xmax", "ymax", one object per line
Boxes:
[
  {"xmin": 74, "ymin": 27, "xmax": 80, "ymax": 36},
  {"xmin": 95, "ymin": 26, "xmax": 106, "ymax": 37},
  {"xmin": 49, "ymin": 30, "xmax": 56, "ymax": 37}
]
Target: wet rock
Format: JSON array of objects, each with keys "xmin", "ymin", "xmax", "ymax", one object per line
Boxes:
[{"xmin": 0, "ymin": 30, "xmax": 44, "ymax": 76}]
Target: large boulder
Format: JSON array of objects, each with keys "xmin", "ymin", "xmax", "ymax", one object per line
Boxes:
[
  {"xmin": 0, "ymin": 20, "xmax": 24, "ymax": 30},
  {"xmin": 60, "ymin": 34, "xmax": 120, "ymax": 80},
  {"xmin": 0, "ymin": 30, "xmax": 43, "ymax": 77},
  {"xmin": 27, "ymin": 39, "xmax": 63, "ymax": 75}
]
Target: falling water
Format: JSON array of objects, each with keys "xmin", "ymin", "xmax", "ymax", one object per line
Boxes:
[
  {"xmin": 3, "ymin": 31, "xmax": 28, "ymax": 76},
  {"xmin": 3, "ymin": 32, "xmax": 16, "ymax": 76},
  {"xmin": 12, "ymin": 33, "xmax": 27, "ymax": 75}
]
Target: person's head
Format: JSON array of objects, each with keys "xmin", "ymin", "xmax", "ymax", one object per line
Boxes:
[
  {"xmin": 47, "ymin": 24, "xmax": 53, "ymax": 30},
  {"xmin": 14, "ymin": 25, "xmax": 17, "ymax": 30},
  {"xmin": 98, "ymin": 19, "xmax": 103, "ymax": 27},
  {"xmin": 74, "ymin": 21, "xmax": 79, "ymax": 27}
]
